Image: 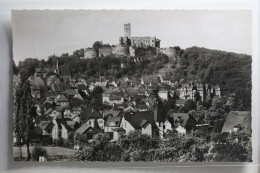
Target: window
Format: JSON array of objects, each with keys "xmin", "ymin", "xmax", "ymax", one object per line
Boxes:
[{"xmin": 109, "ymin": 122, "xmax": 115, "ymax": 126}]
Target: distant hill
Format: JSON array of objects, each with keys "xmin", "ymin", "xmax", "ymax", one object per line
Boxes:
[
  {"xmin": 175, "ymin": 46, "xmax": 251, "ymax": 93},
  {"xmin": 16, "ymin": 46, "xmax": 252, "ymax": 97}
]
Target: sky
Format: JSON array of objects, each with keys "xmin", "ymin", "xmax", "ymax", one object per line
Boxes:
[{"xmin": 12, "ymin": 10, "xmax": 252, "ymax": 64}]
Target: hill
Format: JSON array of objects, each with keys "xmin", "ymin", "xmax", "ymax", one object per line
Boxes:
[{"xmin": 15, "ymin": 46, "xmax": 252, "ymax": 110}]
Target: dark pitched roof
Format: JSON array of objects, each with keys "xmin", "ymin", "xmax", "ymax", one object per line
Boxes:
[
  {"xmin": 109, "ymin": 94, "xmax": 123, "ymax": 100},
  {"xmin": 29, "ymin": 76, "xmax": 45, "ymax": 86},
  {"xmin": 124, "ymin": 111, "xmax": 156, "ymax": 129},
  {"xmin": 39, "ymin": 121, "xmax": 53, "ymax": 130},
  {"xmin": 65, "ymin": 89, "xmax": 76, "ymax": 96},
  {"xmin": 80, "ymin": 108, "xmax": 102, "ymax": 121},
  {"xmin": 72, "ymin": 107, "xmax": 82, "ymax": 112},
  {"xmin": 162, "ymin": 75, "xmax": 172, "ymax": 81},
  {"xmin": 171, "ymin": 113, "xmax": 197, "ymax": 128},
  {"xmin": 44, "ymin": 108, "xmax": 53, "ymax": 116},
  {"xmin": 52, "ymin": 82, "xmax": 71, "ymax": 92},
  {"xmin": 113, "ymin": 127, "xmax": 125, "ymax": 131},
  {"xmin": 56, "ymin": 94, "xmax": 69, "ymax": 102},
  {"xmin": 103, "ymin": 110, "xmax": 121, "ymax": 117},
  {"xmin": 75, "ymin": 124, "xmax": 91, "ymax": 134},
  {"xmin": 35, "ymin": 115, "xmax": 49, "ymax": 124},
  {"xmin": 136, "ymin": 104, "xmax": 149, "ymax": 110},
  {"xmin": 75, "ymin": 124, "xmax": 100, "ymax": 134},
  {"xmin": 221, "ymin": 111, "xmax": 251, "ymax": 134}
]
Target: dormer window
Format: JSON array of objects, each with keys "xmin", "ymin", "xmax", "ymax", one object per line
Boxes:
[{"xmin": 109, "ymin": 122, "xmax": 115, "ymax": 126}]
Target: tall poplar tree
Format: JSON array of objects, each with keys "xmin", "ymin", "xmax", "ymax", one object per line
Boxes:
[{"xmin": 14, "ymin": 80, "xmax": 36, "ymax": 161}]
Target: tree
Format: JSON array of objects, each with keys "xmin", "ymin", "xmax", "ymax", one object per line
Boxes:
[
  {"xmin": 18, "ymin": 58, "xmax": 39, "ymax": 82},
  {"xmin": 13, "ymin": 60, "xmax": 19, "ymax": 75},
  {"xmin": 182, "ymin": 100, "xmax": 197, "ymax": 113},
  {"xmin": 90, "ymin": 86, "xmax": 103, "ymax": 110},
  {"xmin": 14, "ymin": 80, "xmax": 36, "ymax": 161},
  {"xmin": 92, "ymin": 41, "xmax": 103, "ymax": 55},
  {"xmin": 118, "ymin": 131, "xmax": 159, "ymax": 152},
  {"xmin": 194, "ymin": 91, "xmax": 202, "ymax": 102}
]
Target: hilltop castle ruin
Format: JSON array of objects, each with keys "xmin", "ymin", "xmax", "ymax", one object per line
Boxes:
[{"xmin": 83, "ymin": 23, "xmax": 179, "ymax": 59}]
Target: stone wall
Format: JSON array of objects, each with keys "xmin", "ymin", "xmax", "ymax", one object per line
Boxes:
[
  {"xmin": 133, "ymin": 47, "xmax": 157, "ymax": 57},
  {"xmin": 99, "ymin": 47, "xmax": 113, "ymax": 57},
  {"xmin": 113, "ymin": 45, "xmax": 129, "ymax": 56},
  {"xmin": 84, "ymin": 48, "xmax": 97, "ymax": 59},
  {"xmin": 159, "ymin": 47, "xmax": 177, "ymax": 58},
  {"xmin": 129, "ymin": 47, "xmax": 136, "ymax": 57}
]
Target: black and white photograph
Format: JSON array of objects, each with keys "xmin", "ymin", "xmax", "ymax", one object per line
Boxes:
[{"xmin": 12, "ymin": 10, "xmax": 252, "ymax": 162}]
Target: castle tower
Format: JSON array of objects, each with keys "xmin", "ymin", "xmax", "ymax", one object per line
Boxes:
[{"xmin": 124, "ymin": 23, "xmax": 131, "ymax": 37}]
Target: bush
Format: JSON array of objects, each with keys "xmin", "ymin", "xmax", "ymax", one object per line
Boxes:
[{"xmin": 31, "ymin": 145, "xmax": 48, "ymax": 161}]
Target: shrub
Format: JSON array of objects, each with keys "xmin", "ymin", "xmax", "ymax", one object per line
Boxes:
[{"xmin": 31, "ymin": 145, "xmax": 48, "ymax": 161}]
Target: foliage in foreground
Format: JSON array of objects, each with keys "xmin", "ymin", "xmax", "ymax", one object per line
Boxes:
[
  {"xmin": 31, "ymin": 145, "xmax": 48, "ymax": 161},
  {"xmin": 76, "ymin": 130, "xmax": 251, "ymax": 162}
]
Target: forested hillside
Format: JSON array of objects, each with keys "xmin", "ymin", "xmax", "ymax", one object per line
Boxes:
[{"xmin": 14, "ymin": 46, "xmax": 251, "ymax": 110}]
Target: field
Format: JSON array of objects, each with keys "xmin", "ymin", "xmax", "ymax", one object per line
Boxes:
[{"xmin": 13, "ymin": 146, "xmax": 78, "ymax": 161}]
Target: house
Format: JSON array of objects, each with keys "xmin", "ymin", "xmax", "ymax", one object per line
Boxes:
[
  {"xmin": 51, "ymin": 82, "xmax": 71, "ymax": 93},
  {"xmin": 71, "ymin": 107, "xmax": 82, "ymax": 116},
  {"xmin": 46, "ymin": 75, "xmax": 60, "ymax": 86},
  {"xmin": 75, "ymin": 124, "xmax": 100, "ymax": 140},
  {"xmin": 104, "ymin": 116, "xmax": 123, "ymax": 133},
  {"xmin": 158, "ymin": 75, "xmax": 173, "ymax": 86},
  {"xmin": 211, "ymin": 84, "xmax": 221, "ymax": 97},
  {"xmin": 103, "ymin": 109, "xmax": 122, "ymax": 118},
  {"xmin": 179, "ymin": 83, "xmax": 195, "ymax": 100},
  {"xmin": 34, "ymin": 115, "xmax": 50, "ymax": 126},
  {"xmin": 112, "ymin": 127, "xmax": 125, "ymax": 141},
  {"xmin": 109, "ymin": 94, "xmax": 124, "ymax": 105},
  {"xmin": 176, "ymin": 100, "xmax": 187, "ymax": 107},
  {"xmin": 158, "ymin": 90, "xmax": 168, "ymax": 100},
  {"xmin": 31, "ymin": 85, "xmax": 42, "ymax": 99},
  {"xmin": 51, "ymin": 119, "xmax": 78, "ymax": 140},
  {"xmin": 60, "ymin": 120, "xmax": 79, "ymax": 139},
  {"xmin": 44, "ymin": 108, "xmax": 62, "ymax": 119},
  {"xmin": 102, "ymin": 90, "xmax": 124, "ymax": 105},
  {"xmin": 95, "ymin": 77, "xmax": 108, "ymax": 89},
  {"xmin": 55, "ymin": 94, "xmax": 69, "ymax": 107},
  {"xmin": 141, "ymin": 75, "xmax": 159, "ymax": 87},
  {"xmin": 221, "ymin": 111, "xmax": 251, "ymax": 134},
  {"xmin": 35, "ymin": 67, "xmax": 50, "ymax": 78},
  {"xmin": 163, "ymin": 116, "xmax": 175, "ymax": 133},
  {"xmin": 65, "ymin": 89, "xmax": 76, "ymax": 99},
  {"xmin": 73, "ymin": 92, "xmax": 84, "ymax": 100},
  {"xmin": 79, "ymin": 108, "xmax": 105, "ymax": 129},
  {"xmin": 59, "ymin": 67, "xmax": 71, "ymax": 82},
  {"xmin": 122, "ymin": 111, "xmax": 164, "ymax": 139},
  {"xmin": 39, "ymin": 121, "xmax": 54, "ymax": 136},
  {"xmin": 63, "ymin": 107, "xmax": 71, "ymax": 118},
  {"xmin": 170, "ymin": 113, "xmax": 197, "ymax": 134}
]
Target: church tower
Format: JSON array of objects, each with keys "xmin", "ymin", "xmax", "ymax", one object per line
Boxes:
[
  {"xmin": 55, "ymin": 61, "xmax": 59, "ymax": 74},
  {"xmin": 124, "ymin": 23, "xmax": 131, "ymax": 37}
]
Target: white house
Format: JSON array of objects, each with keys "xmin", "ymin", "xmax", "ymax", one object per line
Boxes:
[{"xmin": 158, "ymin": 90, "xmax": 168, "ymax": 100}]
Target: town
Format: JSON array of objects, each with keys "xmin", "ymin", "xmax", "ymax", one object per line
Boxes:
[{"xmin": 13, "ymin": 24, "xmax": 252, "ymax": 162}]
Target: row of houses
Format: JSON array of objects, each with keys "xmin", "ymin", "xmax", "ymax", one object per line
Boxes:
[{"xmin": 13, "ymin": 64, "xmax": 227, "ymax": 148}]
